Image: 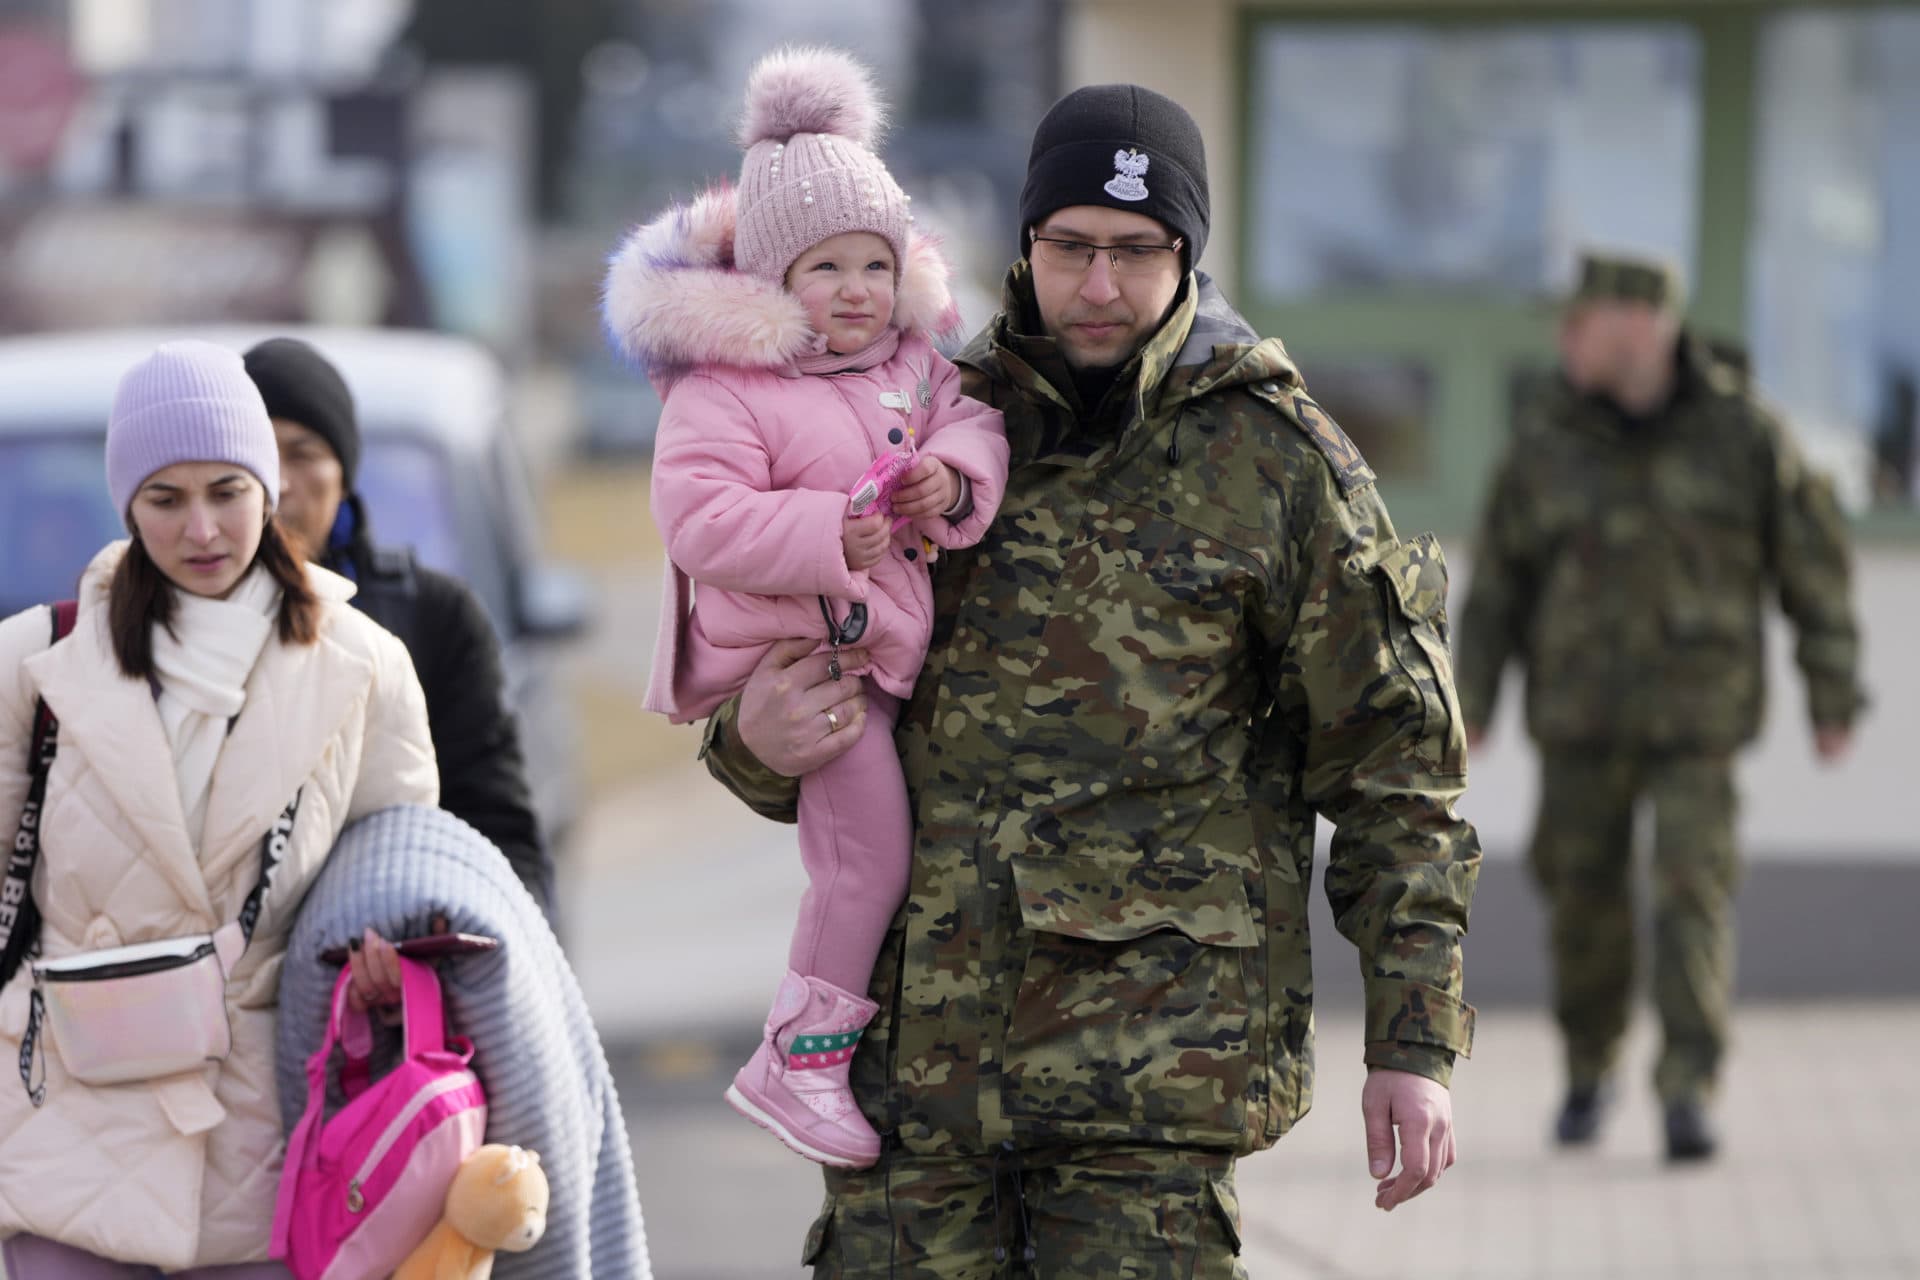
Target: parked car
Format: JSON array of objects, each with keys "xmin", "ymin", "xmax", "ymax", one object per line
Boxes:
[{"xmin": 0, "ymin": 325, "xmax": 592, "ymax": 850}]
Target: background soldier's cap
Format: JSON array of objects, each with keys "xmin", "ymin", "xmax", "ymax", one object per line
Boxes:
[{"xmin": 1567, "ymin": 250, "xmax": 1684, "ymax": 311}]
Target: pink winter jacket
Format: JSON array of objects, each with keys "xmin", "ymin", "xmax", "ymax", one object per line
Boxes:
[{"xmin": 603, "ymin": 182, "xmax": 1009, "ymax": 722}]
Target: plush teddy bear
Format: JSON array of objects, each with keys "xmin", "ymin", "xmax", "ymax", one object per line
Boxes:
[{"xmin": 393, "ymin": 1143, "xmax": 550, "ymax": 1280}]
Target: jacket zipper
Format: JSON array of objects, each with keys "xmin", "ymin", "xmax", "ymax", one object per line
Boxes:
[
  {"xmin": 348, "ymin": 1071, "xmax": 475, "ymax": 1206},
  {"xmin": 36, "ymin": 941, "xmax": 215, "ymax": 982}
]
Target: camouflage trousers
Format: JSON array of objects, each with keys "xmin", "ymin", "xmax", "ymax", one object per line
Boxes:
[
  {"xmin": 803, "ymin": 1143, "xmax": 1246, "ymax": 1278},
  {"xmin": 1531, "ymin": 749, "xmax": 1739, "ymax": 1104}
]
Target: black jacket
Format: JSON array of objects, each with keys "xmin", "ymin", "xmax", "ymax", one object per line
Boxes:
[{"xmin": 325, "ymin": 520, "xmax": 552, "ymax": 915}]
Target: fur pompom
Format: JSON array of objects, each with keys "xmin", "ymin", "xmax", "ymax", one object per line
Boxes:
[{"xmin": 737, "ymin": 46, "xmax": 884, "ymax": 150}]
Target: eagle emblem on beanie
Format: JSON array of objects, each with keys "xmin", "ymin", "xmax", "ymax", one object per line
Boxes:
[
  {"xmin": 1105, "ymin": 148, "xmax": 1151, "ymax": 201},
  {"xmin": 1017, "ymin": 84, "xmax": 1210, "ymax": 266}
]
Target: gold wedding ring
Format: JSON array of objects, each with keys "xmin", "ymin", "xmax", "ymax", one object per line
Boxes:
[{"xmin": 824, "ymin": 708, "xmax": 840, "ymax": 733}]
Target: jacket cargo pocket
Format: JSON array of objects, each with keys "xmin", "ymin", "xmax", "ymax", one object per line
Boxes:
[
  {"xmin": 1658, "ymin": 591, "xmax": 1763, "ymax": 746},
  {"xmin": 1026, "ymin": 499, "xmax": 1256, "ymax": 779},
  {"xmin": 1002, "ymin": 851, "xmax": 1258, "ymax": 1136},
  {"xmin": 1373, "ymin": 533, "xmax": 1468, "ymax": 777}
]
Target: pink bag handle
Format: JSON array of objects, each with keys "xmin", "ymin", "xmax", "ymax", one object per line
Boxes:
[
  {"xmin": 336, "ymin": 957, "xmax": 458, "ymax": 1098},
  {"xmin": 398, "ymin": 957, "xmax": 454, "ymax": 1060},
  {"xmin": 271, "ymin": 957, "xmax": 468, "ymax": 1256}
]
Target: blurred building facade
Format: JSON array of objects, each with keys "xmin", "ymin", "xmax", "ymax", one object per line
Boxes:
[
  {"xmin": 0, "ymin": 0, "xmax": 1060, "ymax": 452},
  {"xmin": 1068, "ymin": 0, "xmax": 1920, "ymax": 537},
  {"xmin": 0, "ymin": 0, "xmax": 537, "ymax": 351},
  {"xmin": 5, "ymin": 0, "xmax": 1916, "ymax": 532}
]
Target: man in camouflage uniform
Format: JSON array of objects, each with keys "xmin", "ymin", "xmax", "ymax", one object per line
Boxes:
[
  {"xmin": 703, "ymin": 84, "xmax": 1481, "ymax": 1274},
  {"xmin": 1456, "ymin": 251, "xmax": 1865, "ymax": 1162}
]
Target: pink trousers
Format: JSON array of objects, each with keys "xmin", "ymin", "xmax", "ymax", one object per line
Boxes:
[
  {"xmin": 2, "ymin": 1234, "xmax": 290, "ymax": 1278},
  {"xmin": 791, "ymin": 685, "xmax": 911, "ymax": 993}
]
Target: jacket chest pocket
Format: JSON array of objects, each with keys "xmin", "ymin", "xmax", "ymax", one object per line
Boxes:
[
  {"xmin": 1652, "ymin": 441, "xmax": 1759, "ymax": 521},
  {"xmin": 1030, "ymin": 498, "xmax": 1252, "ymax": 698},
  {"xmin": 1652, "ymin": 457, "xmax": 1765, "ymax": 589},
  {"xmin": 1001, "ymin": 850, "xmax": 1259, "ymax": 1136}
]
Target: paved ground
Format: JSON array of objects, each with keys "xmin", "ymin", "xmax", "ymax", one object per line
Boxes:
[
  {"xmin": 1225, "ymin": 1004, "xmax": 1920, "ymax": 1280},
  {"xmin": 608, "ymin": 1002, "xmax": 1920, "ymax": 1279}
]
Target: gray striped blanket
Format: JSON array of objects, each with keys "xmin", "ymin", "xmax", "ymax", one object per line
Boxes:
[{"xmin": 275, "ymin": 805, "xmax": 651, "ymax": 1279}]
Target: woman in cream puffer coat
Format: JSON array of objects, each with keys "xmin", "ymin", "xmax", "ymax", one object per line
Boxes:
[{"xmin": 0, "ymin": 341, "xmax": 437, "ymax": 1276}]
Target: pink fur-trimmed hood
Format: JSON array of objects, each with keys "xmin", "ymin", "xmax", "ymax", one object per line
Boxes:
[{"xmin": 601, "ymin": 180, "xmax": 963, "ymax": 388}]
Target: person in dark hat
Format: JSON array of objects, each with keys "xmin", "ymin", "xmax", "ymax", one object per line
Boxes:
[
  {"xmin": 688, "ymin": 76, "xmax": 1480, "ymax": 1269},
  {"xmin": 1456, "ymin": 250, "xmax": 1864, "ymax": 1163},
  {"xmin": 244, "ymin": 337, "xmax": 553, "ymax": 917}
]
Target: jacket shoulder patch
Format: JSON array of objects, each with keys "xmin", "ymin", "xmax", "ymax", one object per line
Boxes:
[{"xmin": 1256, "ymin": 382, "xmax": 1375, "ymax": 495}]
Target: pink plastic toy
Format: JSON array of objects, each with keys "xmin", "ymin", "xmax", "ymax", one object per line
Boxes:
[{"xmin": 846, "ymin": 429, "xmax": 917, "ymax": 533}]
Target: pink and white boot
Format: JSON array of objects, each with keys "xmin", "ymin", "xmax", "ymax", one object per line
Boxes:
[{"xmin": 724, "ymin": 970, "xmax": 882, "ymax": 1168}]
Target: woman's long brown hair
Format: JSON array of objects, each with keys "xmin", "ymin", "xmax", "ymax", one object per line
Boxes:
[{"xmin": 107, "ymin": 518, "xmax": 322, "ymax": 681}]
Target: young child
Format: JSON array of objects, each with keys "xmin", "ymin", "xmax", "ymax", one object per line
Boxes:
[{"xmin": 603, "ymin": 46, "xmax": 1008, "ymax": 1169}]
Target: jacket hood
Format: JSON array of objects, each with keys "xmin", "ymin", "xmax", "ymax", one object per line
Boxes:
[
  {"xmin": 1155, "ymin": 271, "xmax": 1305, "ymax": 406},
  {"xmin": 602, "ymin": 180, "xmax": 963, "ymax": 388}
]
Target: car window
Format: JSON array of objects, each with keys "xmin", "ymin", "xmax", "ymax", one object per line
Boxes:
[
  {"xmin": 0, "ymin": 435, "xmax": 125, "ymax": 617},
  {"xmin": 357, "ymin": 435, "xmax": 465, "ymax": 579},
  {"xmin": 0, "ymin": 431, "xmax": 464, "ymax": 619}
]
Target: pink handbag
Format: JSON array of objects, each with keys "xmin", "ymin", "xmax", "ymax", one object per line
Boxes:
[{"xmin": 272, "ymin": 956, "xmax": 487, "ymax": 1280}]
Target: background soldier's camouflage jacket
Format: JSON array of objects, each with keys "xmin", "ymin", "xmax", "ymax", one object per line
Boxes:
[
  {"xmin": 704, "ymin": 263, "xmax": 1480, "ymax": 1158},
  {"xmin": 1456, "ymin": 336, "xmax": 1866, "ymax": 749}
]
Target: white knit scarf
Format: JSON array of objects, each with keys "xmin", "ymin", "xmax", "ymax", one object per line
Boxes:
[{"xmin": 150, "ymin": 566, "xmax": 282, "ymax": 847}]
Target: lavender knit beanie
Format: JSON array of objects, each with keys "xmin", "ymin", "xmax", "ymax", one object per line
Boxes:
[
  {"xmin": 733, "ymin": 46, "xmax": 913, "ymax": 282},
  {"xmin": 106, "ymin": 340, "xmax": 280, "ymax": 519}
]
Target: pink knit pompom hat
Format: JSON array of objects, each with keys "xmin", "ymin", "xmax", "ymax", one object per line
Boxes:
[{"xmin": 732, "ymin": 46, "xmax": 912, "ymax": 282}]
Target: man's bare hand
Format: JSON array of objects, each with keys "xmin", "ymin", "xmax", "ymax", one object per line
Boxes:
[
  {"xmin": 1813, "ymin": 724, "xmax": 1852, "ymax": 764},
  {"xmin": 1465, "ymin": 722, "xmax": 1487, "ymax": 751},
  {"xmin": 737, "ymin": 636, "xmax": 869, "ymax": 777},
  {"xmin": 1362, "ymin": 1069, "xmax": 1456, "ymax": 1211}
]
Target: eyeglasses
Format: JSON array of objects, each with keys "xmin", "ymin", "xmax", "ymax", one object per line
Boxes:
[{"xmin": 1029, "ymin": 233, "xmax": 1184, "ymax": 276}]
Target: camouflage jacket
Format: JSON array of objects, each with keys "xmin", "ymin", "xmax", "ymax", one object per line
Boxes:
[
  {"xmin": 703, "ymin": 265, "xmax": 1479, "ymax": 1157},
  {"xmin": 1456, "ymin": 336, "xmax": 1866, "ymax": 750}
]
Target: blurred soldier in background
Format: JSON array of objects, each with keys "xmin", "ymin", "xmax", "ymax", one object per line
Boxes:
[
  {"xmin": 244, "ymin": 337, "xmax": 554, "ymax": 916},
  {"xmin": 1456, "ymin": 251, "xmax": 1867, "ymax": 1162}
]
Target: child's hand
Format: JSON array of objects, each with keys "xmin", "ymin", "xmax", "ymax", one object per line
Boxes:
[
  {"xmin": 890, "ymin": 456, "xmax": 960, "ymax": 520},
  {"xmin": 843, "ymin": 513, "xmax": 891, "ymax": 570}
]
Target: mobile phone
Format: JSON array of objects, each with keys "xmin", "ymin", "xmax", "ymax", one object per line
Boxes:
[{"xmin": 319, "ymin": 932, "xmax": 500, "ymax": 965}]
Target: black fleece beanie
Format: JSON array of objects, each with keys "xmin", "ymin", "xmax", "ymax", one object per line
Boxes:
[
  {"xmin": 1017, "ymin": 83, "xmax": 1210, "ymax": 269},
  {"xmin": 243, "ymin": 337, "xmax": 359, "ymax": 487}
]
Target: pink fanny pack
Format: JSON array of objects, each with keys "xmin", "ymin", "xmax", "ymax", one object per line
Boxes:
[
  {"xmin": 21, "ymin": 791, "xmax": 303, "ymax": 1106},
  {"xmin": 272, "ymin": 956, "xmax": 487, "ymax": 1280}
]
